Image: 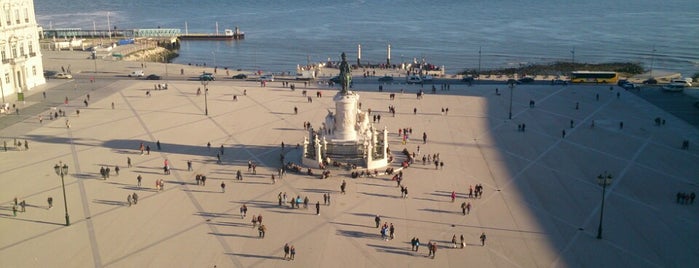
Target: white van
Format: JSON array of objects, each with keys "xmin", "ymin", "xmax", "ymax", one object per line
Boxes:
[
  {"xmin": 128, "ymin": 70, "xmax": 144, "ymax": 77},
  {"xmin": 259, "ymin": 75, "xmax": 274, "ymax": 82},
  {"xmin": 407, "ymin": 75, "xmax": 422, "ymax": 84},
  {"xmin": 670, "ymin": 79, "xmax": 692, "ymax": 87}
]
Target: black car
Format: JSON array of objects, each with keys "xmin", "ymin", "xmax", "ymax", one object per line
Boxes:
[
  {"xmin": 232, "ymin": 74, "xmax": 247, "ymax": 79},
  {"xmin": 378, "ymin": 75, "xmax": 394, "ymax": 82},
  {"xmin": 642, "ymin": 78, "xmax": 657, "ymax": 85},
  {"xmin": 517, "ymin": 77, "xmax": 535, "ymax": 84},
  {"xmin": 145, "ymin": 74, "xmax": 161, "ymax": 80},
  {"xmin": 462, "ymin": 76, "xmax": 475, "ymax": 82}
]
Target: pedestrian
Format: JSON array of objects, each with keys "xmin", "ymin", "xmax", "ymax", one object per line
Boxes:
[
  {"xmin": 415, "ymin": 238, "xmax": 420, "ymax": 252},
  {"xmin": 452, "ymin": 235, "xmax": 457, "ymax": 248},
  {"xmin": 12, "ymin": 204, "xmax": 17, "ymax": 216},
  {"xmin": 316, "ymin": 201, "xmax": 320, "ymax": 215},
  {"xmin": 289, "ymin": 245, "xmax": 295, "ymax": 260},
  {"xmin": 389, "ymin": 223, "xmax": 395, "ymax": 240},
  {"xmin": 480, "ymin": 232, "xmax": 487, "ymax": 246},
  {"xmin": 431, "ymin": 242, "xmax": 437, "ymax": 258},
  {"xmin": 284, "ymin": 243, "xmax": 290, "ymax": 260},
  {"xmin": 47, "ymin": 197, "xmax": 53, "ymax": 209},
  {"xmin": 375, "ymin": 215, "xmax": 381, "ymax": 228},
  {"xmin": 146, "ymin": 145, "xmax": 151, "ymax": 155},
  {"xmin": 132, "ymin": 192, "xmax": 138, "ymax": 205},
  {"xmin": 460, "ymin": 234, "xmax": 465, "ymax": 248},
  {"xmin": 411, "ymin": 237, "xmax": 416, "ymax": 251},
  {"xmin": 257, "ymin": 214, "xmax": 262, "ymax": 225},
  {"xmin": 258, "ymin": 224, "xmax": 266, "ymax": 238},
  {"xmin": 221, "ymin": 181, "xmax": 226, "ymax": 193},
  {"xmin": 562, "ymin": 129, "xmax": 566, "ymax": 138},
  {"xmin": 187, "ymin": 160, "xmax": 192, "ymax": 171},
  {"xmin": 127, "ymin": 194, "xmax": 133, "ymax": 206},
  {"xmin": 114, "ymin": 165, "xmax": 120, "ymax": 175},
  {"xmin": 157, "ymin": 140, "xmax": 161, "ymax": 150},
  {"xmin": 451, "ymin": 191, "xmax": 456, "ymax": 202},
  {"xmin": 340, "ymin": 180, "xmax": 346, "ymax": 194},
  {"xmin": 220, "ymin": 145, "xmax": 224, "ymax": 155},
  {"xmin": 240, "ymin": 204, "xmax": 247, "ymax": 218},
  {"xmin": 427, "ymin": 241, "xmax": 433, "ymax": 257},
  {"xmin": 271, "ymin": 174, "xmax": 276, "ymax": 184},
  {"xmin": 461, "ymin": 202, "xmax": 467, "ymax": 215},
  {"xmin": 137, "ymin": 174, "xmax": 142, "ymax": 187},
  {"xmin": 619, "ymin": 121, "xmax": 624, "ymax": 129},
  {"xmin": 251, "ymin": 214, "xmax": 258, "ymax": 228},
  {"xmin": 20, "ymin": 200, "xmax": 26, "ymax": 212}
]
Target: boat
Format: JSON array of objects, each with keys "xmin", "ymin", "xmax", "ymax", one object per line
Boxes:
[
  {"xmin": 179, "ymin": 22, "xmax": 244, "ymax": 40},
  {"xmin": 179, "ymin": 28, "xmax": 244, "ymax": 40}
]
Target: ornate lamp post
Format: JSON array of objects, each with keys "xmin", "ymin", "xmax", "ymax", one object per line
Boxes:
[
  {"xmin": 508, "ymin": 80, "xmax": 515, "ymax": 119},
  {"xmin": 53, "ymin": 162, "xmax": 70, "ymax": 226},
  {"xmin": 201, "ymin": 80, "xmax": 209, "ymax": 115},
  {"xmin": 596, "ymin": 172, "xmax": 613, "ymax": 239}
]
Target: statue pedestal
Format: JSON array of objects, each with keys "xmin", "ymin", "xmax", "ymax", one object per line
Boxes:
[{"xmin": 332, "ymin": 92, "xmax": 359, "ymax": 141}]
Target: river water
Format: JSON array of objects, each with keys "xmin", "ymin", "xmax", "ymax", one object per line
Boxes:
[{"xmin": 35, "ymin": 0, "xmax": 699, "ymax": 76}]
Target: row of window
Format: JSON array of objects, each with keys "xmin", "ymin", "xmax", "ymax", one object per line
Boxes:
[
  {"xmin": 0, "ymin": 7, "xmax": 31, "ymax": 27},
  {"xmin": 0, "ymin": 40, "xmax": 35, "ymax": 61},
  {"xmin": 2, "ymin": 66, "xmax": 38, "ymax": 86}
]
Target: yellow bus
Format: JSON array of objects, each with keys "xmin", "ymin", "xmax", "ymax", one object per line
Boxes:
[{"xmin": 570, "ymin": 71, "xmax": 619, "ymax": 83}]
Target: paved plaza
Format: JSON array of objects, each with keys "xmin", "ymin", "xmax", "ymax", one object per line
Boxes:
[{"xmin": 1, "ymin": 57, "xmax": 699, "ymax": 267}]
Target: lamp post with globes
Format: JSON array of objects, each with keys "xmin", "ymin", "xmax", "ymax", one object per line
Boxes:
[
  {"xmin": 53, "ymin": 162, "xmax": 70, "ymax": 226},
  {"xmin": 201, "ymin": 80, "xmax": 209, "ymax": 115},
  {"xmin": 596, "ymin": 172, "xmax": 612, "ymax": 239}
]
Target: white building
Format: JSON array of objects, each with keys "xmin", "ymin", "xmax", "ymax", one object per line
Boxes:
[{"xmin": 0, "ymin": 0, "xmax": 45, "ymax": 104}]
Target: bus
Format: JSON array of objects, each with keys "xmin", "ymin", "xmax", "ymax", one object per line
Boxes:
[{"xmin": 569, "ymin": 71, "xmax": 619, "ymax": 84}]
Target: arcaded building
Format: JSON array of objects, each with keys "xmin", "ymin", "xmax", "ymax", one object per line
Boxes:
[{"xmin": 0, "ymin": 0, "xmax": 45, "ymax": 104}]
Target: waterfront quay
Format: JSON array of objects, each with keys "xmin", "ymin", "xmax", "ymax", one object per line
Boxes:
[{"xmin": 0, "ymin": 51, "xmax": 697, "ymax": 267}]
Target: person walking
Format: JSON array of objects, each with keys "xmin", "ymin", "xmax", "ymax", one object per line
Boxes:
[
  {"xmin": 451, "ymin": 235, "xmax": 457, "ymax": 248},
  {"xmin": 20, "ymin": 200, "xmax": 26, "ymax": 212},
  {"xmin": 283, "ymin": 243, "xmax": 290, "ymax": 260},
  {"xmin": 251, "ymin": 214, "xmax": 257, "ymax": 228},
  {"xmin": 415, "ymin": 238, "xmax": 420, "ymax": 252},
  {"xmin": 127, "ymin": 157, "xmax": 132, "ymax": 168},
  {"xmin": 480, "ymin": 232, "xmax": 487, "ymax": 246},
  {"xmin": 221, "ymin": 181, "xmax": 226, "ymax": 193},
  {"xmin": 47, "ymin": 197, "xmax": 53, "ymax": 209},
  {"xmin": 427, "ymin": 241, "xmax": 433, "ymax": 257},
  {"xmin": 289, "ymin": 245, "xmax": 296, "ymax": 260},
  {"xmin": 431, "ymin": 242, "xmax": 437, "ymax": 258},
  {"xmin": 461, "ymin": 202, "xmax": 467, "ymax": 215},
  {"xmin": 258, "ymin": 224, "xmax": 266, "ymax": 238},
  {"xmin": 451, "ymin": 191, "xmax": 456, "ymax": 202},
  {"xmin": 375, "ymin": 215, "xmax": 381, "ymax": 228},
  {"xmin": 12, "ymin": 204, "xmax": 17, "ymax": 216},
  {"xmin": 127, "ymin": 194, "xmax": 133, "ymax": 207},
  {"xmin": 389, "ymin": 223, "xmax": 395, "ymax": 240},
  {"xmin": 340, "ymin": 180, "xmax": 347, "ymax": 194},
  {"xmin": 137, "ymin": 174, "xmax": 142, "ymax": 187},
  {"xmin": 187, "ymin": 160, "xmax": 192, "ymax": 171},
  {"xmin": 460, "ymin": 234, "xmax": 465, "ymax": 248},
  {"xmin": 132, "ymin": 193, "xmax": 138, "ymax": 205},
  {"xmin": 315, "ymin": 201, "xmax": 320, "ymax": 215}
]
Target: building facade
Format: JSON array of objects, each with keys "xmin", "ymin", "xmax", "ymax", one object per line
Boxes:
[{"xmin": 0, "ymin": 0, "xmax": 45, "ymax": 104}]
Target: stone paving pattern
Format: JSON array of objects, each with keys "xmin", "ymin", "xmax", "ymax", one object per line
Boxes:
[{"xmin": 0, "ymin": 52, "xmax": 698, "ymax": 267}]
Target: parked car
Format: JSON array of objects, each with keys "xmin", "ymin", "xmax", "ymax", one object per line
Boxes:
[
  {"xmin": 462, "ymin": 76, "xmax": 475, "ymax": 82},
  {"xmin": 258, "ymin": 75, "xmax": 274, "ymax": 82},
  {"xmin": 231, "ymin": 74, "xmax": 247, "ymax": 79},
  {"xmin": 378, "ymin": 75, "xmax": 394, "ymax": 82},
  {"xmin": 53, "ymin": 73, "xmax": 73, "ymax": 79},
  {"xmin": 552, "ymin": 79, "xmax": 568, "ymax": 85},
  {"xmin": 517, "ymin": 77, "xmax": 535, "ymax": 84},
  {"xmin": 145, "ymin": 74, "xmax": 161, "ymax": 80},
  {"xmin": 128, "ymin": 70, "xmax": 144, "ymax": 77},
  {"xmin": 642, "ymin": 78, "xmax": 657, "ymax": 85},
  {"xmin": 199, "ymin": 73, "xmax": 215, "ymax": 81},
  {"xmin": 406, "ymin": 75, "xmax": 423, "ymax": 84}
]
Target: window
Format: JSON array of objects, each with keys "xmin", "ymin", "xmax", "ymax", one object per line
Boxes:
[
  {"xmin": 5, "ymin": 9, "xmax": 10, "ymax": 25},
  {"xmin": 28, "ymin": 42, "xmax": 33, "ymax": 54},
  {"xmin": 14, "ymin": 10, "xmax": 19, "ymax": 24},
  {"xmin": 19, "ymin": 42, "xmax": 25, "ymax": 56},
  {"xmin": 24, "ymin": 8, "xmax": 28, "ymax": 23},
  {"xmin": 11, "ymin": 43, "xmax": 16, "ymax": 58},
  {"xmin": 1, "ymin": 50, "xmax": 5, "ymax": 61},
  {"xmin": 32, "ymin": 66, "xmax": 36, "ymax": 76},
  {"xmin": 5, "ymin": 73, "xmax": 9, "ymax": 84}
]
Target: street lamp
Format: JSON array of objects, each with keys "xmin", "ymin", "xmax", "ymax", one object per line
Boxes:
[
  {"xmin": 53, "ymin": 162, "xmax": 70, "ymax": 226},
  {"xmin": 596, "ymin": 172, "xmax": 613, "ymax": 239},
  {"xmin": 201, "ymin": 80, "xmax": 209, "ymax": 115},
  {"xmin": 508, "ymin": 81, "xmax": 515, "ymax": 119}
]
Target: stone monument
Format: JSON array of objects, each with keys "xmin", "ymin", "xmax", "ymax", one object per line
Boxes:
[{"xmin": 302, "ymin": 53, "xmax": 390, "ymax": 170}]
